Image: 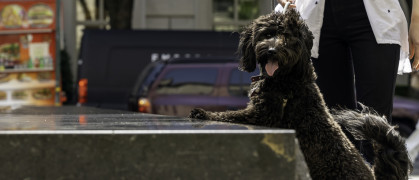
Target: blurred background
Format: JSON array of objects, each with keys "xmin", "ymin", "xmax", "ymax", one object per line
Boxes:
[{"xmin": 0, "ymin": 0, "xmax": 417, "ymax": 137}]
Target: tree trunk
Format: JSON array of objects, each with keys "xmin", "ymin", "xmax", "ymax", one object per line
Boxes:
[
  {"xmin": 79, "ymin": 0, "xmax": 92, "ymax": 20},
  {"xmin": 104, "ymin": 0, "xmax": 133, "ymax": 29}
]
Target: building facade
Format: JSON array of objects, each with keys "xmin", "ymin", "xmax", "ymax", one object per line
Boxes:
[{"xmin": 62, "ymin": 0, "xmax": 274, "ymax": 93}]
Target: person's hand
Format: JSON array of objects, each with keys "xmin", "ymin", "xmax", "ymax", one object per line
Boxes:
[
  {"xmin": 410, "ymin": 25, "xmax": 419, "ymax": 70},
  {"xmin": 409, "ymin": 0, "xmax": 419, "ymax": 70},
  {"xmin": 277, "ymin": 0, "xmax": 296, "ymax": 9}
]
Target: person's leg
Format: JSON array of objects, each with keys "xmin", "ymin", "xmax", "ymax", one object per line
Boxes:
[
  {"xmin": 339, "ymin": 0, "xmax": 399, "ymax": 164},
  {"xmin": 312, "ymin": 44, "xmax": 356, "ymax": 110},
  {"xmin": 313, "ymin": 25, "xmax": 377, "ymax": 164},
  {"xmin": 312, "ymin": 0, "xmax": 357, "ymax": 111},
  {"xmin": 343, "ymin": 4, "xmax": 400, "ymax": 123},
  {"xmin": 315, "ymin": 0, "xmax": 381, "ymax": 164},
  {"xmin": 350, "ymin": 42, "xmax": 400, "ymax": 123},
  {"xmin": 343, "ymin": 31, "xmax": 399, "ymax": 165}
]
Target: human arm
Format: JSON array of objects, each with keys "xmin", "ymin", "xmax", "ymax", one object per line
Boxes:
[
  {"xmin": 277, "ymin": 0, "xmax": 296, "ymax": 9},
  {"xmin": 410, "ymin": 0, "xmax": 419, "ymax": 70}
]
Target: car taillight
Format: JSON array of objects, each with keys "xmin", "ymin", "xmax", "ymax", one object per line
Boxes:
[
  {"xmin": 138, "ymin": 98, "xmax": 151, "ymax": 113},
  {"xmin": 78, "ymin": 78, "xmax": 88, "ymax": 104}
]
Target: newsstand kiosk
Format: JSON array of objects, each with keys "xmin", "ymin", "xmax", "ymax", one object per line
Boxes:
[{"xmin": 0, "ymin": 0, "xmax": 61, "ymax": 108}]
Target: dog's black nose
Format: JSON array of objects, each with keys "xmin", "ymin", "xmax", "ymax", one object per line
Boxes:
[{"xmin": 268, "ymin": 48, "xmax": 276, "ymax": 55}]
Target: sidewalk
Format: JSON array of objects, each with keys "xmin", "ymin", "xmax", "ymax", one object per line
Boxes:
[{"xmin": 406, "ymin": 119, "xmax": 419, "ymax": 179}]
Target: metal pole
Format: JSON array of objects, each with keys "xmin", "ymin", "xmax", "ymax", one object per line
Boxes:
[
  {"xmin": 141, "ymin": 0, "xmax": 146, "ymax": 29},
  {"xmin": 234, "ymin": 0, "xmax": 238, "ymax": 22},
  {"xmin": 55, "ymin": 0, "xmax": 61, "ymax": 106},
  {"xmin": 272, "ymin": 0, "xmax": 276, "ymax": 10},
  {"xmin": 99, "ymin": 0, "xmax": 104, "ymax": 29}
]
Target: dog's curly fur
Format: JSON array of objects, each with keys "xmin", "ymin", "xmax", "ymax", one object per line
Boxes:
[{"xmin": 189, "ymin": 10, "xmax": 411, "ymax": 179}]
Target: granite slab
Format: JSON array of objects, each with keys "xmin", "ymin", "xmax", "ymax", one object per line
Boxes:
[{"xmin": 0, "ymin": 106, "xmax": 309, "ymax": 180}]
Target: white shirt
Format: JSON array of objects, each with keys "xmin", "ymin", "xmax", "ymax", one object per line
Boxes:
[{"xmin": 275, "ymin": 0, "xmax": 411, "ymax": 74}]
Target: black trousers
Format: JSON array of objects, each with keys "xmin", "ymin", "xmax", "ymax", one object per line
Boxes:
[
  {"xmin": 312, "ymin": 0, "xmax": 400, "ymax": 163},
  {"xmin": 313, "ymin": 0, "xmax": 400, "ymax": 121}
]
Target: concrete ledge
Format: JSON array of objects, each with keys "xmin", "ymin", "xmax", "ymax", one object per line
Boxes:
[
  {"xmin": 1, "ymin": 131, "xmax": 296, "ymax": 179},
  {"xmin": 0, "ymin": 106, "xmax": 309, "ymax": 179}
]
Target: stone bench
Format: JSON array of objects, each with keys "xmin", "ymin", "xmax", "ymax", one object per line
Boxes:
[{"xmin": 0, "ymin": 106, "xmax": 310, "ymax": 179}]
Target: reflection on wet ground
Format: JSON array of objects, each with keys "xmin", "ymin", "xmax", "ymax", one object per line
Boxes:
[{"xmin": 0, "ymin": 106, "xmax": 267, "ymax": 131}]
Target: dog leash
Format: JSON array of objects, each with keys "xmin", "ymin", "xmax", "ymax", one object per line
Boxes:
[{"xmin": 283, "ymin": 1, "xmax": 292, "ymax": 12}]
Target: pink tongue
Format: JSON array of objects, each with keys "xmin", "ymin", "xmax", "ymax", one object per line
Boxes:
[{"xmin": 265, "ymin": 60, "xmax": 279, "ymax": 76}]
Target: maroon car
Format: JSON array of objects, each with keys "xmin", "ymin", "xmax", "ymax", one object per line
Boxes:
[{"xmin": 128, "ymin": 57, "xmax": 259, "ymax": 117}]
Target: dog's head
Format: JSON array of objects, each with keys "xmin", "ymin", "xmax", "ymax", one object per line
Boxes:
[{"xmin": 238, "ymin": 9, "xmax": 314, "ymax": 80}]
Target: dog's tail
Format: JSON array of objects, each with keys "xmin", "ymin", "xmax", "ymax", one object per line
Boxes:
[{"xmin": 332, "ymin": 104, "xmax": 412, "ymax": 180}]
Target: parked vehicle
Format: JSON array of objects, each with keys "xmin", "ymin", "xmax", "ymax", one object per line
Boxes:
[
  {"xmin": 128, "ymin": 57, "xmax": 259, "ymax": 117},
  {"xmin": 77, "ymin": 30, "xmax": 239, "ymax": 110},
  {"xmin": 392, "ymin": 96, "xmax": 419, "ymax": 137}
]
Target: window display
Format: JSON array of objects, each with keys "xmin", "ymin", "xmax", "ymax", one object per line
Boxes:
[{"xmin": 0, "ymin": 0, "xmax": 60, "ymax": 107}]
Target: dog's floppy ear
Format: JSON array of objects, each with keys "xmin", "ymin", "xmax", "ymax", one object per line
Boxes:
[
  {"xmin": 301, "ymin": 24, "xmax": 314, "ymax": 51},
  {"xmin": 286, "ymin": 9, "xmax": 313, "ymax": 52},
  {"xmin": 238, "ymin": 23, "xmax": 257, "ymax": 72},
  {"xmin": 296, "ymin": 15, "xmax": 314, "ymax": 52}
]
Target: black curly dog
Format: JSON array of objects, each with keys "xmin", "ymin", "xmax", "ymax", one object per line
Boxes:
[{"xmin": 189, "ymin": 10, "xmax": 411, "ymax": 179}]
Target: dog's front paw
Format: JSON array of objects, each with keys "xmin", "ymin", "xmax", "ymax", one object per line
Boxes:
[{"xmin": 188, "ymin": 108, "xmax": 210, "ymax": 120}]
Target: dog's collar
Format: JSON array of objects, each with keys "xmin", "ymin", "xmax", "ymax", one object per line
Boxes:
[{"xmin": 251, "ymin": 75, "xmax": 265, "ymax": 82}]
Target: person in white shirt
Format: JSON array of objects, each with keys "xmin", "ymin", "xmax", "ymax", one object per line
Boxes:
[{"xmin": 276, "ymin": 0, "xmax": 419, "ymax": 163}]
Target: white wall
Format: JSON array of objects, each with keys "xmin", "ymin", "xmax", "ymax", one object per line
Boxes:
[{"xmin": 132, "ymin": 0, "xmax": 213, "ymax": 30}]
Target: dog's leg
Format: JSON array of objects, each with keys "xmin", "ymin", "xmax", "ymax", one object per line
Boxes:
[
  {"xmin": 284, "ymin": 85, "xmax": 375, "ymax": 179},
  {"xmin": 189, "ymin": 106, "xmax": 262, "ymax": 125}
]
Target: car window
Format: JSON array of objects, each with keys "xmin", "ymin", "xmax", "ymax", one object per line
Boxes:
[
  {"xmin": 139, "ymin": 63, "xmax": 165, "ymax": 96},
  {"xmin": 156, "ymin": 67, "xmax": 218, "ymax": 95},
  {"xmin": 228, "ymin": 68, "xmax": 259, "ymax": 97},
  {"xmin": 131, "ymin": 62, "xmax": 165, "ymax": 97}
]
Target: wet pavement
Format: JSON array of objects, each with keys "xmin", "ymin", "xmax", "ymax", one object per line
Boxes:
[
  {"xmin": 413, "ymin": 162, "xmax": 419, "ymax": 179},
  {"xmin": 0, "ymin": 105, "xmax": 266, "ymax": 131},
  {"xmin": 412, "ymin": 154, "xmax": 419, "ymax": 179}
]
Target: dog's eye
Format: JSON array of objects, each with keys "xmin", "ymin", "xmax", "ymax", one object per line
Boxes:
[{"xmin": 266, "ymin": 34, "xmax": 272, "ymax": 38}]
